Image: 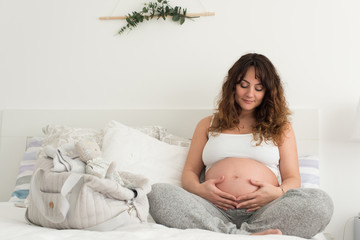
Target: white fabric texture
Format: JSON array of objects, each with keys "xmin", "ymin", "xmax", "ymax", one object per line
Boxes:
[
  {"xmin": 159, "ymin": 129, "xmax": 191, "ymax": 147},
  {"xmin": 298, "ymin": 155, "xmax": 320, "ymax": 188},
  {"xmin": 0, "ymin": 202, "xmax": 327, "ymax": 240},
  {"xmin": 102, "ymin": 121, "xmax": 189, "ymax": 186},
  {"xmin": 26, "ymin": 150, "xmax": 151, "ymax": 229},
  {"xmin": 42, "ymin": 125, "xmax": 104, "ymax": 148},
  {"xmin": 44, "ymin": 143, "xmax": 86, "ymax": 173},
  {"xmin": 42, "ymin": 124, "xmax": 178, "ymax": 148},
  {"xmin": 9, "ymin": 126, "xmax": 191, "ymax": 203},
  {"xmin": 202, "ymin": 133, "xmax": 280, "ymax": 177}
]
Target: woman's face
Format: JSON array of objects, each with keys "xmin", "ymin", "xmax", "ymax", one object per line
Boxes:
[{"xmin": 235, "ymin": 66, "xmax": 265, "ymax": 113}]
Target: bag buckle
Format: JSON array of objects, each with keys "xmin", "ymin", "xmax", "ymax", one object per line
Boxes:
[{"xmin": 126, "ymin": 200, "xmax": 135, "ymax": 214}]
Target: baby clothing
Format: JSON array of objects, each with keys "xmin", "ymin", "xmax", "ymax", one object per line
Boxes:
[{"xmin": 44, "ymin": 143, "xmax": 85, "ymax": 173}]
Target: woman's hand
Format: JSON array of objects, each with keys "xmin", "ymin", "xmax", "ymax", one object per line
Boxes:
[
  {"xmin": 235, "ymin": 179, "xmax": 283, "ymax": 212},
  {"xmin": 198, "ymin": 176, "xmax": 238, "ymax": 211}
]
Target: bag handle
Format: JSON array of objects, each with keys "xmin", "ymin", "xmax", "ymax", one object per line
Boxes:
[{"xmin": 26, "ymin": 168, "xmax": 84, "ymax": 224}]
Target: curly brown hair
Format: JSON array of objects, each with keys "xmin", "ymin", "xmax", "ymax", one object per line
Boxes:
[{"xmin": 210, "ymin": 53, "xmax": 291, "ymax": 146}]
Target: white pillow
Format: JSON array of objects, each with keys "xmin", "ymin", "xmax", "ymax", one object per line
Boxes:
[
  {"xmin": 42, "ymin": 125, "xmax": 104, "ymax": 148},
  {"xmin": 42, "ymin": 124, "xmax": 164, "ymax": 149},
  {"xmin": 102, "ymin": 120, "xmax": 189, "ymax": 186},
  {"xmin": 298, "ymin": 155, "xmax": 320, "ymax": 188},
  {"xmin": 159, "ymin": 130, "xmax": 191, "ymax": 147}
]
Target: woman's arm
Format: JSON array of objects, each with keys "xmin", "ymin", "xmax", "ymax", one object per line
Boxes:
[
  {"xmin": 181, "ymin": 116, "xmax": 210, "ymax": 192},
  {"xmin": 236, "ymin": 123, "xmax": 301, "ymax": 211},
  {"xmin": 278, "ymin": 123, "xmax": 301, "ymax": 192},
  {"xmin": 182, "ymin": 116, "xmax": 238, "ymax": 210}
]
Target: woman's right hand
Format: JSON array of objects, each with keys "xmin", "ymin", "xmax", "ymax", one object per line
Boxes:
[
  {"xmin": 182, "ymin": 117, "xmax": 237, "ymax": 211},
  {"xmin": 198, "ymin": 176, "xmax": 238, "ymax": 210}
]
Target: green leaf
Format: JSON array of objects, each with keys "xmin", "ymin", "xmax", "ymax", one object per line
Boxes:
[
  {"xmin": 118, "ymin": 1, "xmax": 193, "ymax": 35},
  {"xmin": 172, "ymin": 14, "xmax": 180, "ymax": 21},
  {"xmin": 180, "ymin": 16, "xmax": 185, "ymax": 25},
  {"xmin": 135, "ymin": 13, "xmax": 143, "ymax": 22}
]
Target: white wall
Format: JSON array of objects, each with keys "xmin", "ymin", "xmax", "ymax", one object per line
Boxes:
[{"xmin": 1, "ymin": 0, "xmax": 360, "ymax": 239}]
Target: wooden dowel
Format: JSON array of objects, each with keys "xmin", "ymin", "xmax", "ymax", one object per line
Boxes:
[{"xmin": 99, "ymin": 12, "xmax": 215, "ymax": 20}]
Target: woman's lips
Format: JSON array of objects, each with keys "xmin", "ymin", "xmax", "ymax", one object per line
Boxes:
[{"xmin": 243, "ymin": 99, "xmax": 254, "ymax": 104}]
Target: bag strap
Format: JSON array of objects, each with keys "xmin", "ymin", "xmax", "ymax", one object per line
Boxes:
[{"xmin": 26, "ymin": 168, "xmax": 84, "ymax": 224}]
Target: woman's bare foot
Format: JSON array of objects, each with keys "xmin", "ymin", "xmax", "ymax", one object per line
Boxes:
[{"xmin": 251, "ymin": 229, "xmax": 282, "ymax": 235}]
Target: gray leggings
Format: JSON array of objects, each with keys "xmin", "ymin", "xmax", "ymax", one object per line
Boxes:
[{"xmin": 148, "ymin": 183, "xmax": 333, "ymax": 239}]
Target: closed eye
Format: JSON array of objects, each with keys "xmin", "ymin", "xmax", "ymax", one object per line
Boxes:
[
  {"xmin": 238, "ymin": 80, "xmax": 250, "ymax": 88},
  {"xmin": 239, "ymin": 82, "xmax": 249, "ymax": 88},
  {"xmin": 255, "ymin": 85, "xmax": 264, "ymax": 91},
  {"xmin": 238, "ymin": 80, "xmax": 264, "ymax": 91}
]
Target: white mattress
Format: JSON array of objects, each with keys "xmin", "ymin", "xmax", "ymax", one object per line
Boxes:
[{"xmin": 0, "ymin": 202, "xmax": 326, "ymax": 240}]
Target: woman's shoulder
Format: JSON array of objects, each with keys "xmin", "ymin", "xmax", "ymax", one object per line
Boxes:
[
  {"xmin": 283, "ymin": 122, "xmax": 295, "ymax": 134},
  {"xmin": 279, "ymin": 122, "xmax": 296, "ymax": 143},
  {"xmin": 197, "ymin": 115, "xmax": 213, "ymax": 128},
  {"xmin": 193, "ymin": 115, "xmax": 213, "ymax": 135}
]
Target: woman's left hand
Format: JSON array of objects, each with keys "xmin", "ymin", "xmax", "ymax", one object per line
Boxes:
[{"xmin": 235, "ymin": 179, "xmax": 283, "ymax": 212}]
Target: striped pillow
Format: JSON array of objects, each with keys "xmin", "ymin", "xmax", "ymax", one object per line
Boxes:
[
  {"xmin": 9, "ymin": 137, "xmax": 43, "ymax": 202},
  {"xmin": 299, "ymin": 155, "xmax": 320, "ymax": 188}
]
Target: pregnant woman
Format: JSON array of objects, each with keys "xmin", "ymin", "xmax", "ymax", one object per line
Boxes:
[{"xmin": 148, "ymin": 53, "xmax": 333, "ymax": 238}]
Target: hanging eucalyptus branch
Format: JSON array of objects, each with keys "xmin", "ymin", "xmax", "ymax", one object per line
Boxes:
[{"xmin": 118, "ymin": 0, "xmax": 197, "ymax": 35}]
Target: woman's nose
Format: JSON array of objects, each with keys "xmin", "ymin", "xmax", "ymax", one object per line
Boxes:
[{"xmin": 246, "ymin": 87, "xmax": 255, "ymax": 97}]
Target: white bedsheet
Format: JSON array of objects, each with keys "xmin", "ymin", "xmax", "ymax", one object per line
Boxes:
[{"xmin": 0, "ymin": 202, "xmax": 326, "ymax": 240}]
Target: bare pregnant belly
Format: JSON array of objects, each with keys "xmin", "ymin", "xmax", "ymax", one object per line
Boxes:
[{"xmin": 205, "ymin": 158, "xmax": 279, "ymax": 197}]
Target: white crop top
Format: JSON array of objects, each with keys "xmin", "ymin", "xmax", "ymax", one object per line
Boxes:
[{"xmin": 202, "ymin": 133, "xmax": 280, "ymax": 178}]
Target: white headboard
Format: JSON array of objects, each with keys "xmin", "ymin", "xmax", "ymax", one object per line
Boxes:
[{"xmin": 0, "ymin": 108, "xmax": 318, "ymax": 201}]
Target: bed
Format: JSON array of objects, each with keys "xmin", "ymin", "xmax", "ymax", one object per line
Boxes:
[{"xmin": 0, "ymin": 109, "xmax": 325, "ymax": 240}]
